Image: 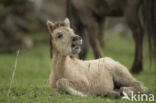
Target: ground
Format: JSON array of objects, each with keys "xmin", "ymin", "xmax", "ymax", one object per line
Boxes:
[{"xmin": 0, "ymin": 33, "xmax": 156, "ymax": 103}]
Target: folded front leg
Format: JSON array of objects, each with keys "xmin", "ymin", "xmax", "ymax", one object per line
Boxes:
[{"xmin": 56, "ymin": 78, "xmax": 88, "ymax": 97}]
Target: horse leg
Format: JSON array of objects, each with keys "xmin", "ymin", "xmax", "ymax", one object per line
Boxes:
[
  {"xmin": 106, "ymin": 58, "xmax": 147, "ymax": 96},
  {"xmin": 68, "ymin": 8, "xmax": 89, "ymax": 59},
  {"xmin": 124, "ymin": 4, "xmax": 144, "ymax": 73},
  {"xmin": 72, "ymin": 6, "xmax": 104, "ymax": 58},
  {"xmin": 72, "ymin": 19, "xmax": 89, "ymax": 59},
  {"xmin": 97, "ymin": 18, "xmax": 106, "ymax": 48},
  {"xmin": 56, "ymin": 78, "xmax": 88, "ymax": 97},
  {"xmin": 82, "ymin": 17, "xmax": 104, "ymax": 58},
  {"xmin": 87, "ymin": 24, "xmax": 104, "ymax": 58}
]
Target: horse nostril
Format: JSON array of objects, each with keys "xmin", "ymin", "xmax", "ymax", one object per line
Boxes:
[
  {"xmin": 72, "ymin": 44, "xmax": 75, "ymax": 47},
  {"xmin": 72, "ymin": 37, "xmax": 78, "ymax": 42}
]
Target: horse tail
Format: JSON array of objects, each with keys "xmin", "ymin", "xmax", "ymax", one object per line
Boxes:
[{"xmin": 142, "ymin": 0, "xmax": 156, "ymax": 60}]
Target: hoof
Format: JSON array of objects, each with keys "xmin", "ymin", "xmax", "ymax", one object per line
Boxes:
[
  {"xmin": 114, "ymin": 92, "xmax": 121, "ymax": 98},
  {"xmin": 107, "ymin": 91, "xmax": 121, "ymax": 98},
  {"xmin": 130, "ymin": 63, "xmax": 143, "ymax": 74}
]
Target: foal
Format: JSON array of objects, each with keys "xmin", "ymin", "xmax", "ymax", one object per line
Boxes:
[{"xmin": 47, "ymin": 18, "xmax": 147, "ymax": 97}]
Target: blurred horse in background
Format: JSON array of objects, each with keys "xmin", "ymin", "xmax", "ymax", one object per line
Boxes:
[{"xmin": 67, "ymin": 0, "xmax": 156, "ymax": 73}]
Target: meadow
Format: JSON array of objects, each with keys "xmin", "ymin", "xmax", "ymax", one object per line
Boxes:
[{"xmin": 0, "ymin": 32, "xmax": 155, "ymax": 103}]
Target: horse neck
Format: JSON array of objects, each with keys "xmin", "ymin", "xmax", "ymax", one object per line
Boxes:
[{"xmin": 51, "ymin": 48, "xmax": 67, "ymax": 77}]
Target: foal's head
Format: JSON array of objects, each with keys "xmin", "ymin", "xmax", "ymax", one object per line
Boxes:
[{"xmin": 47, "ymin": 18, "xmax": 82, "ymax": 56}]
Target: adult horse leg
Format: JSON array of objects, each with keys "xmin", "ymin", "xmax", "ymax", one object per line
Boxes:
[
  {"xmin": 97, "ymin": 17, "xmax": 106, "ymax": 48},
  {"xmin": 67, "ymin": 4, "xmax": 89, "ymax": 59},
  {"xmin": 124, "ymin": 3, "xmax": 143, "ymax": 73},
  {"xmin": 71, "ymin": 18, "xmax": 89, "ymax": 59},
  {"xmin": 85, "ymin": 18, "xmax": 104, "ymax": 58},
  {"xmin": 76, "ymin": 10, "xmax": 104, "ymax": 58}
]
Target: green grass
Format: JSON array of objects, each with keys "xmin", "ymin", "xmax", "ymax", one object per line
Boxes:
[{"xmin": 0, "ymin": 33, "xmax": 156, "ymax": 103}]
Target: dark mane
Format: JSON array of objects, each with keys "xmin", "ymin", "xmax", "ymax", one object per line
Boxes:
[{"xmin": 49, "ymin": 34, "xmax": 53, "ymax": 58}]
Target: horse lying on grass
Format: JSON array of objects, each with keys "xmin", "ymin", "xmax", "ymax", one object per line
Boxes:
[{"xmin": 47, "ymin": 18, "xmax": 147, "ymax": 98}]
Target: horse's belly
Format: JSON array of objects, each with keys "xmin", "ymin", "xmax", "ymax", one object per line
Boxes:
[{"xmin": 87, "ymin": 70, "xmax": 114, "ymax": 95}]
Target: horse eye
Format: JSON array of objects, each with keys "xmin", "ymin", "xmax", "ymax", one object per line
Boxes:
[{"xmin": 57, "ymin": 33, "xmax": 63, "ymax": 39}]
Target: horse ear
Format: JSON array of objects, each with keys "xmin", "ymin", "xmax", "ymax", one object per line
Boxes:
[
  {"xmin": 47, "ymin": 20, "xmax": 54, "ymax": 33},
  {"xmin": 64, "ymin": 18, "xmax": 70, "ymax": 27}
]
